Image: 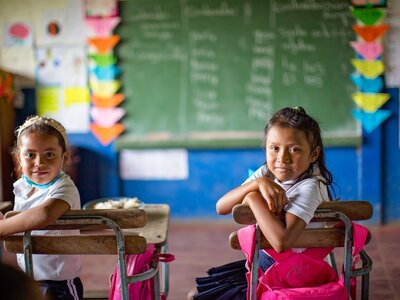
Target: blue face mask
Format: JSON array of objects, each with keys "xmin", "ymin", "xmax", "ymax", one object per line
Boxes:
[{"xmin": 22, "ymin": 173, "xmax": 62, "ymax": 190}]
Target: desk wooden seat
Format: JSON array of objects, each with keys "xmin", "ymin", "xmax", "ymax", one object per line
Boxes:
[
  {"xmin": 229, "ymin": 200, "xmax": 373, "ymax": 300},
  {"xmin": 232, "ymin": 200, "xmax": 373, "ymax": 225},
  {"xmin": 3, "ymin": 204, "xmax": 171, "ymax": 300},
  {"xmin": 230, "ymin": 200, "xmax": 373, "ymax": 250}
]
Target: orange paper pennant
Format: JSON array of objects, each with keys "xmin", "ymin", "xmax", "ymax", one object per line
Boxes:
[
  {"xmin": 352, "ymin": 25, "xmax": 389, "ymax": 42},
  {"xmin": 91, "ymin": 123, "xmax": 125, "ymax": 146},
  {"xmin": 91, "ymin": 93, "xmax": 125, "ymax": 108},
  {"xmin": 88, "ymin": 35, "xmax": 120, "ymax": 54}
]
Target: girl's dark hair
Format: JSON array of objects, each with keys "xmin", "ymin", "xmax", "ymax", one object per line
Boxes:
[{"xmin": 263, "ymin": 106, "xmax": 334, "ymax": 198}]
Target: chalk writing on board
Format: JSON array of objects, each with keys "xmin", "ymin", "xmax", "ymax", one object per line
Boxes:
[
  {"xmin": 185, "ymin": 3, "xmax": 237, "ymax": 17},
  {"xmin": 116, "ymin": 0, "xmax": 360, "ymax": 146},
  {"xmin": 189, "ymin": 30, "xmax": 223, "ymax": 127},
  {"xmin": 245, "ymin": 30, "xmax": 274, "ymax": 121}
]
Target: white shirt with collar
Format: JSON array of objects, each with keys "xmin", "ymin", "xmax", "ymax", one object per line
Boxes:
[{"xmin": 13, "ymin": 172, "xmax": 82, "ymax": 281}]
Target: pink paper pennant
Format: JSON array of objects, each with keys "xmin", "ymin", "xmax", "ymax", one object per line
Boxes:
[
  {"xmin": 350, "ymin": 41, "xmax": 382, "ymax": 60},
  {"xmin": 90, "ymin": 106, "xmax": 125, "ymax": 127},
  {"xmin": 85, "ymin": 17, "xmax": 121, "ymax": 37}
]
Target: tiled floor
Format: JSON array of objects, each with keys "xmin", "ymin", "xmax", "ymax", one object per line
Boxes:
[{"xmin": 80, "ymin": 220, "xmax": 400, "ymax": 300}]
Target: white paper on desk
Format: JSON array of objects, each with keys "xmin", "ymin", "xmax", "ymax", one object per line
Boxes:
[{"xmin": 120, "ymin": 149, "xmax": 189, "ymax": 180}]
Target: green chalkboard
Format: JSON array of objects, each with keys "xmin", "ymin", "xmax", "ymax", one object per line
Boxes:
[{"xmin": 115, "ymin": 0, "xmax": 360, "ymax": 149}]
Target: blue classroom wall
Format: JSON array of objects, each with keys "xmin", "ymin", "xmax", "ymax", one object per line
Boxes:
[{"xmin": 382, "ymin": 87, "xmax": 400, "ymax": 224}]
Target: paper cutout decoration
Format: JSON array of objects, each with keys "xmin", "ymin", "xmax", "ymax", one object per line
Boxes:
[
  {"xmin": 351, "ymin": 59, "xmax": 384, "ymax": 78},
  {"xmin": 352, "ymin": 92, "xmax": 390, "ymax": 112},
  {"xmin": 88, "ymin": 35, "xmax": 120, "ymax": 54},
  {"xmin": 64, "ymin": 87, "xmax": 90, "ymax": 106},
  {"xmin": 0, "ymin": 71, "xmax": 15, "ymax": 102},
  {"xmin": 37, "ymin": 87, "xmax": 61, "ymax": 115},
  {"xmin": 90, "ymin": 79, "xmax": 121, "ymax": 98},
  {"xmin": 91, "ymin": 65, "xmax": 121, "ymax": 81},
  {"xmin": 351, "ymin": 7, "xmax": 383, "ymax": 25},
  {"xmin": 350, "ymin": 73, "xmax": 383, "ymax": 93},
  {"xmin": 90, "ymin": 123, "xmax": 125, "ymax": 146},
  {"xmin": 86, "ymin": 0, "xmax": 118, "ymax": 18},
  {"xmin": 350, "ymin": 41, "xmax": 382, "ymax": 60},
  {"xmin": 91, "ymin": 93, "xmax": 125, "ymax": 108},
  {"xmin": 89, "ymin": 54, "xmax": 117, "ymax": 67},
  {"xmin": 90, "ymin": 106, "xmax": 125, "ymax": 127},
  {"xmin": 352, "ymin": 109, "xmax": 391, "ymax": 133},
  {"xmin": 351, "ymin": 0, "xmax": 387, "ymax": 7},
  {"xmin": 85, "ymin": 17, "xmax": 121, "ymax": 37},
  {"xmin": 352, "ymin": 25, "xmax": 389, "ymax": 42}
]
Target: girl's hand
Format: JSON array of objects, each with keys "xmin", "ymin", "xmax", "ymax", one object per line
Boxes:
[{"xmin": 255, "ymin": 177, "xmax": 288, "ymax": 214}]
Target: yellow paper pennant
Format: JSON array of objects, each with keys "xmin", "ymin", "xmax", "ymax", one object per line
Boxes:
[
  {"xmin": 351, "ymin": 59, "xmax": 384, "ymax": 78},
  {"xmin": 90, "ymin": 79, "xmax": 121, "ymax": 98},
  {"xmin": 352, "ymin": 92, "xmax": 390, "ymax": 112}
]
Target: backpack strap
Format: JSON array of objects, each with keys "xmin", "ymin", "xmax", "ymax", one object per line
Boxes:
[
  {"xmin": 348, "ymin": 222, "xmax": 369, "ymax": 300},
  {"xmin": 237, "ymin": 224, "xmax": 257, "ymax": 265},
  {"xmin": 238, "ymin": 225, "xmax": 295, "ymax": 263},
  {"xmin": 352, "ymin": 222, "xmax": 368, "ymax": 257}
]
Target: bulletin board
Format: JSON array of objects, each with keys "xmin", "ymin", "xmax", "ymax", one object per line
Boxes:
[{"xmin": 115, "ymin": 0, "xmax": 361, "ymax": 149}]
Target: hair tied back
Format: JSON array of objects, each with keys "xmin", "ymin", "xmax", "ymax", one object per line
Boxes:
[{"xmin": 292, "ymin": 106, "xmax": 306, "ymax": 114}]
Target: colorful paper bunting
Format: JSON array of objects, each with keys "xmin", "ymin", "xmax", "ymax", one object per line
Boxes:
[
  {"xmin": 350, "ymin": 41, "xmax": 382, "ymax": 60},
  {"xmin": 90, "ymin": 79, "xmax": 121, "ymax": 98},
  {"xmin": 89, "ymin": 54, "xmax": 117, "ymax": 67},
  {"xmin": 90, "ymin": 106, "xmax": 125, "ymax": 127},
  {"xmin": 352, "ymin": 109, "xmax": 391, "ymax": 133},
  {"xmin": 88, "ymin": 35, "xmax": 120, "ymax": 54},
  {"xmin": 352, "ymin": 25, "xmax": 389, "ymax": 42},
  {"xmin": 351, "ymin": 7, "xmax": 383, "ymax": 25},
  {"xmin": 90, "ymin": 123, "xmax": 125, "ymax": 146},
  {"xmin": 350, "ymin": 74, "xmax": 383, "ymax": 93},
  {"xmin": 86, "ymin": 6, "xmax": 124, "ymax": 146},
  {"xmin": 91, "ymin": 65, "xmax": 121, "ymax": 81},
  {"xmin": 350, "ymin": 3, "xmax": 390, "ymax": 135},
  {"xmin": 351, "ymin": 59, "xmax": 384, "ymax": 78},
  {"xmin": 352, "ymin": 92, "xmax": 390, "ymax": 112},
  {"xmin": 85, "ymin": 17, "xmax": 121, "ymax": 37},
  {"xmin": 91, "ymin": 93, "xmax": 125, "ymax": 108}
]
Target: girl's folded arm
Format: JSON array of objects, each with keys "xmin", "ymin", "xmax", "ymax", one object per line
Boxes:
[
  {"xmin": 216, "ymin": 180, "xmax": 260, "ymax": 215},
  {"xmin": 0, "ymin": 198, "xmax": 70, "ymax": 239},
  {"xmin": 244, "ymin": 191, "xmax": 306, "ymax": 253}
]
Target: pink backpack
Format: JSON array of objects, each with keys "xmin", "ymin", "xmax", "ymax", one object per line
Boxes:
[
  {"xmin": 108, "ymin": 244, "xmax": 175, "ymax": 300},
  {"xmin": 238, "ymin": 223, "xmax": 368, "ymax": 300}
]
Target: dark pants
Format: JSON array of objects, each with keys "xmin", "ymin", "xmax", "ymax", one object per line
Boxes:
[
  {"xmin": 194, "ymin": 251, "xmax": 275, "ymax": 299},
  {"xmin": 39, "ymin": 277, "xmax": 83, "ymax": 300},
  {"xmin": 259, "ymin": 250, "xmax": 275, "ymax": 272}
]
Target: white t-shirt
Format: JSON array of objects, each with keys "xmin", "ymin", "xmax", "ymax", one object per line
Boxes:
[
  {"xmin": 13, "ymin": 172, "xmax": 82, "ymax": 281},
  {"xmin": 244, "ymin": 164, "xmax": 329, "ymax": 225}
]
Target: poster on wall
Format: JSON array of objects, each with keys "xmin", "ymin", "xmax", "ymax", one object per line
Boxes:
[
  {"xmin": 3, "ymin": 22, "xmax": 33, "ymax": 48},
  {"xmin": 36, "ymin": 46, "xmax": 90, "ymax": 133},
  {"xmin": 36, "ymin": 0, "xmax": 87, "ymax": 46},
  {"xmin": 37, "ymin": 47, "xmax": 87, "ymax": 87}
]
